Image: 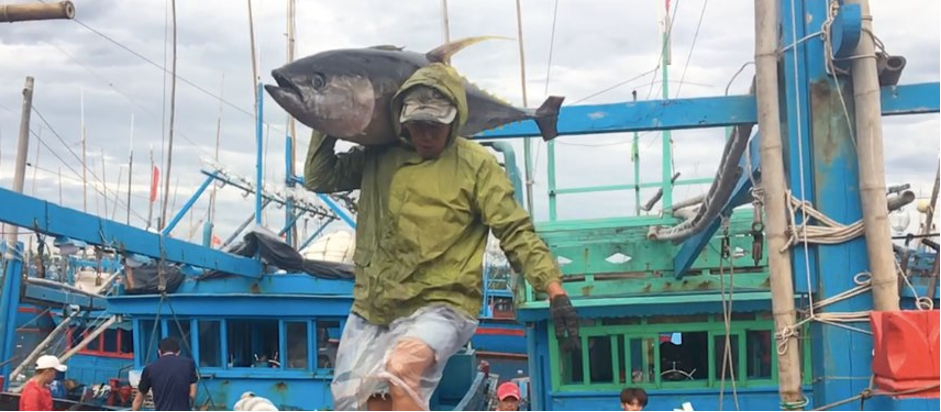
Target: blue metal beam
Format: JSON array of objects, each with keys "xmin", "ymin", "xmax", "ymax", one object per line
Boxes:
[
  {"xmin": 178, "ymin": 273, "xmax": 352, "ymax": 296},
  {"xmin": 672, "ymin": 132, "xmax": 762, "ymax": 278},
  {"xmin": 0, "ymin": 187, "xmax": 263, "ymax": 277},
  {"xmin": 476, "ymin": 94, "xmax": 758, "ymax": 139},
  {"xmin": 316, "ymin": 193, "xmax": 356, "ymax": 229},
  {"xmin": 23, "ymin": 284, "xmax": 107, "ymax": 310},
  {"xmin": 107, "ymin": 294, "xmax": 352, "ymax": 318},
  {"xmin": 516, "ymin": 291, "xmax": 774, "ymax": 322},
  {"xmin": 278, "ymin": 210, "xmax": 304, "ymax": 237},
  {"xmin": 473, "ymin": 82, "xmax": 938, "ymax": 140},
  {"xmin": 880, "ymin": 82, "xmax": 941, "ymax": 115},
  {"xmin": 0, "ymin": 243, "xmax": 24, "ymax": 390},
  {"xmin": 162, "ymin": 173, "xmax": 215, "ymax": 236}
]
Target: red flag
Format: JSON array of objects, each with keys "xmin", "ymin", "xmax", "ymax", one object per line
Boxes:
[{"xmin": 150, "ymin": 166, "xmax": 160, "ymax": 203}]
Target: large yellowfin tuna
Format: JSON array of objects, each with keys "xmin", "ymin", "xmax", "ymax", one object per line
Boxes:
[{"xmin": 264, "ymin": 36, "xmax": 564, "ymax": 146}]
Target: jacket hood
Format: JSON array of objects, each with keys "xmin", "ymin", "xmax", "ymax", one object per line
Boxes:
[{"xmin": 391, "ymin": 63, "xmax": 469, "ymax": 147}]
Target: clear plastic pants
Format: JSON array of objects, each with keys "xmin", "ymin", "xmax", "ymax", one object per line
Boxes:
[{"xmin": 330, "ymin": 304, "xmax": 478, "ymax": 411}]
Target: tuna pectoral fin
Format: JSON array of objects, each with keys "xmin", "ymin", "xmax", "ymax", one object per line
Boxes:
[
  {"xmin": 426, "ymin": 36, "xmax": 513, "ymax": 64},
  {"xmin": 534, "ymin": 96, "xmax": 565, "ymax": 141}
]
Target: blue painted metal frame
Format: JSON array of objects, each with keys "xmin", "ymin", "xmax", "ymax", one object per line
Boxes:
[
  {"xmin": 476, "ymin": 94, "xmax": 758, "ymax": 138},
  {"xmin": 0, "ymin": 187, "xmax": 262, "ymax": 278},
  {"xmin": 782, "ymin": 0, "xmax": 820, "ymax": 297},
  {"xmin": 517, "ymin": 291, "xmax": 773, "ymax": 322},
  {"xmin": 316, "ymin": 193, "xmax": 356, "ymax": 229},
  {"xmin": 0, "ymin": 243, "xmax": 24, "ymax": 390},
  {"xmin": 107, "ymin": 294, "xmax": 353, "ymax": 318},
  {"xmin": 23, "ymin": 284, "xmax": 107, "ymax": 310},
  {"xmin": 285, "ymin": 132, "xmax": 296, "ymax": 246},
  {"xmin": 162, "ymin": 173, "xmax": 216, "ymax": 236},
  {"xmin": 173, "ymin": 273, "xmax": 352, "ymax": 296},
  {"xmin": 880, "ymin": 82, "xmax": 941, "ymax": 115},
  {"xmin": 474, "ymin": 83, "xmax": 937, "ymax": 140},
  {"xmin": 278, "ymin": 210, "xmax": 304, "ymax": 237}
]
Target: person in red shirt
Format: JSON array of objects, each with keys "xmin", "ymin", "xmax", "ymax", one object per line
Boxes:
[{"xmin": 19, "ymin": 355, "xmax": 67, "ymax": 411}]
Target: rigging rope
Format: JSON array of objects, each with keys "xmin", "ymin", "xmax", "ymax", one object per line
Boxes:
[{"xmin": 716, "ymin": 217, "xmax": 740, "ymax": 411}]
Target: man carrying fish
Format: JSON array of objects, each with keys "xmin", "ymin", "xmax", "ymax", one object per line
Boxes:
[{"xmin": 300, "ymin": 62, "xmax": 579, "ymax": 411}]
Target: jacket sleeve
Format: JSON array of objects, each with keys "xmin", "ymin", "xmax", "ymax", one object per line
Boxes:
[
  {"xmin": 303, "ymin": 131, "xmax": 366, "ymax": 192},
  {"xmin": 474, "ymin": 155, "xmax": 562, "ymax": 292}
]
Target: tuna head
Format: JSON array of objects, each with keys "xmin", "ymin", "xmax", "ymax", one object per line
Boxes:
[{"xmin": 265, "ymin": 51, "xmax": 377, "ymax": 138}]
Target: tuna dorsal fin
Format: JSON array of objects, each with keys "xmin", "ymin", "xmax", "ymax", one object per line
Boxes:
[
  {"xmin": 426, "ymin": 36, "xmax": 512, "ymax": 64},
  {"xmin": 369, "ymin": 45, "xmax": 404, "ymax": 51}
]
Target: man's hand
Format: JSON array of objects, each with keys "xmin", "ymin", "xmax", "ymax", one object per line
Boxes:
[{"xmin": 548, "ymin": 283, "xmax": 579, "ymax": 353}]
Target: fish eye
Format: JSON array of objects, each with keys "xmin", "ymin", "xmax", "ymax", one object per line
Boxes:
[{"xmin": 311, "ymin": 74, "xmax": 325, "ymax": 90}]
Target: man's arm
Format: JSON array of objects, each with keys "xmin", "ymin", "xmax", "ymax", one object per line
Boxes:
[
  {"xmin": 132, "ymin": 368, "xmax": 150, "ymax": 411},
  {"xmin": 304, "ymin": 131, "xmax": 366, "ymax": 192},
  {"xmin": 131, "ymin": 392, "xmax": 145, "ymax": 411},
  {"xmin": 473, "ymin": 156, "xmax": 564, "ymax": 296},
  {"xmin": 189, "ymin": 360, "xmax": 198, "ymax": 406},
  {"xmin": 474, "ymin": 155, "xmax": 580, "ymax": 351}
]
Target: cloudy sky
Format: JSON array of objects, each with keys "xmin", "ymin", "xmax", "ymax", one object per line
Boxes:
[{"xmin": 0, "ymin": 0, "xmax": 938, "ymax": 246}]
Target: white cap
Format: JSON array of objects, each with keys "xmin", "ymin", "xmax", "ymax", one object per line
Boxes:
[{"xmin": 35, "ymin": 355, "xmax": 67, "ymax": 372}]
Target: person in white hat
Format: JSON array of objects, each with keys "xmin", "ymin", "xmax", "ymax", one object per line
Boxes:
[{"xmin": 19, "ymin": 355, "xmax": 67, "ymax": 411}]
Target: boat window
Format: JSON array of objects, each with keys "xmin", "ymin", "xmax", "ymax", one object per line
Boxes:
[
  {"xmin": 587, "ymin": 336, "xmax": 614, "ymax": 384},
  {"xmin": 659, "ymin": 332, "xmax": 708, "ymax": 381},
  {"xmin": 198, "ymin": 321, "xmax": 223, "ymax": 368},
  {"xmin": 713, "ymin": 333, "xmax": 740, "ymax": 381},
  {"xmin": 551, "ymin": 312, "xmax": 806, "ymax": 391},
  {"xmin": 103, "ymin": 328, "xmax": 118, "ymax": 352},
  {"xmin": 227, "ymin": 320, "xmax": 280, "ymax": 368},
  {"xmin": 84, "ymin": 328, "xmax": 101, "ymax": 352},
  {"xmin": 120, "ymin": 329, "xmax": 134, "ymax": 355},
  {"xmin": 629, "ymin": 338, "xmax": 656, "ymax": 384},
  {"xmin": 166, "ymin": 320, "xmax": 192, "ymax": 358},
  {"xmin": 70, "ymin": 327, "xmax": 87, "ymax": 349},
  {"xmin": 317, "ymin": 320, "xmax": 341, "ymax": 370},
  {"xmin": 746, "ymin": 330, "xmax": 772, "ymax": 379},
  {"xmin": 286, "ymin": 322, "xmax": 308, "ymax": 370},
  {"xmin": 140, "ymin": 320, "xmax": 159, "ymax": 364},
  {"xmin": 616, "ymin": 335, "xmax": 627, "ymax": 383},
  {"xmin": 560, "ymin": 344, "xmax": 585, "ymax": 385}
]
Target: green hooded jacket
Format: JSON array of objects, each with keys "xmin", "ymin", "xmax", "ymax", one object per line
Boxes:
[{"xmin": 304, "ymin": 63, "xmax": 561, "ymax": 325}]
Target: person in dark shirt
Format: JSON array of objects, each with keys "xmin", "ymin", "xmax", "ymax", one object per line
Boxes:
[{"xmin": 132, "ymin": 338, "xmax": 197, "ymax": 411}]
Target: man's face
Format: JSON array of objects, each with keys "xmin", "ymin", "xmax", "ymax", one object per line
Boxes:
[
  {"xmin": 404, "ymin": 121, "xmax": 450, "ymax": 159},
  {"xmin": 497, "ymin": 397, "xmax": 519, "ymax": 411},
  {"xmin": 38, "ymin": 368, "xmax": 56, "ymax": 383},
  {"xmin": 622, "ymin": 400, "xmax": 644, "ymax": 411}
]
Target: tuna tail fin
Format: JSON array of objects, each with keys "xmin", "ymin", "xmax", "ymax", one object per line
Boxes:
[
  {"xmin": 426, "ymin": 36, "xmax": 513, "ymax": 64},
  {"xmin": 534, "ymin": 96, "xmax": 565, "ymax": 141}
]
